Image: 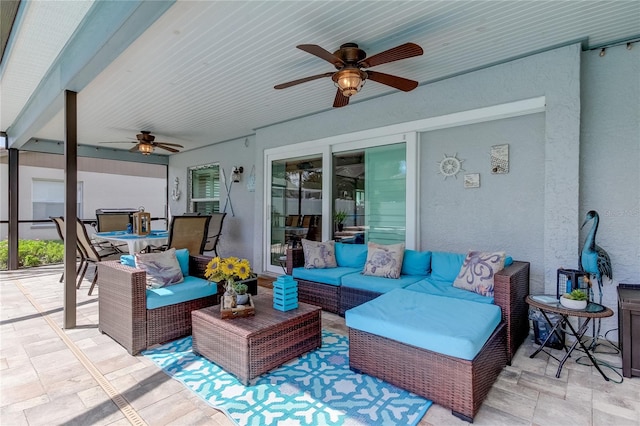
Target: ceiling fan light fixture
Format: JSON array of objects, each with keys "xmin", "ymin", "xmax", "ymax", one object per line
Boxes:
[
  {"xmin": 139, "ymin": 143, "xmax": 154, "ymax": 155},
  {"xmin": 333, "ymin": 68, "xmax": 366, "ymax": 97}
]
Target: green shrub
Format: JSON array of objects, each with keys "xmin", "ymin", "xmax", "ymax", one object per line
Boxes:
[{"xmin": 0, "ymin": 239, "xmax": 64, "ymax": 270}]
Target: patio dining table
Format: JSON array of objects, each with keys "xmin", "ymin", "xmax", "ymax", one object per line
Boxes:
[{"xmin": 94, "ymin": 230, "xmax": 168, "ymax": 254}]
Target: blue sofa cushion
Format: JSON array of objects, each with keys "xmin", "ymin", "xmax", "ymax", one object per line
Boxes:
[
  {"xmin": 405, "ymin": 277, "xmax": 495, "ymax": 304},
  {"xmin": 430, "ymin": 251, "xmax": 466, "ymax": 282},
  {"xmin": 146, "ymin": 276, "xmax": 216, "ymax": 310},
  {"xmin": 401, "ymin": 250, "xmax": 432, "ymax": 276},
  {"xmin": 335, "ymin": 243, "xmax": 368, "ymax": 268},
  {"xmin": 121, "ymin": 248, "xmax": 190, "ymax": 276},
  {"xmin": 292, "ymin": 266, "xmax": 360, "ymax": 286},
  {"xmin": 346, "ymin": 289, "xmax": 502, "ymax": 360},
  {"xmin": 341, "ymin": 272, "xmax": 424, "ymax": 293}
]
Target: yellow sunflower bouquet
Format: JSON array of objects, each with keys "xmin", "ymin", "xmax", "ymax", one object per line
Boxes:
[{"xmin": 204, "ymin": 256, "xmax": 253, "ymax": 291}]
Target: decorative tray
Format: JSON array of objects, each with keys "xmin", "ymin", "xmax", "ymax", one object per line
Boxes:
[{"xmin": 221, "ymin": 295, "xmax": 255, "ymax": 319}]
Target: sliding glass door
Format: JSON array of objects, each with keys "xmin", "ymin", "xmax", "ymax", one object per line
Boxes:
[
  {"xmin": 268, "ymin": 155, "xmax": 323, "ymax": 271},
  {"xmin": 264, "ymin": 133, "xmax": 417, "ymax": 274},
  {"xmin": 332, "ymin": 143, "xmax": 406, "ymax": 244}
]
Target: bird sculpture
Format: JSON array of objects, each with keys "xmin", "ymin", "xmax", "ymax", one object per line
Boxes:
[
  {"xmin": 580, "ymin": 210, "xmax": 613, "ymax": 290},
  {"xmin": 579, "ymin": 210, "xmax": 612, "ymax": 348}
]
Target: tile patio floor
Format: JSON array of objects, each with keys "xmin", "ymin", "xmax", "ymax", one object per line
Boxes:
[{"xmin": 1, "ymin": 264, "xmax": 639, "ymax": 425}]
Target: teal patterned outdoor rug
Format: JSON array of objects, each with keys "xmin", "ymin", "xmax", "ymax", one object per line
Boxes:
[{"xmin": 143, "ymin": 330, "xmax": 431, "ymax": 425}]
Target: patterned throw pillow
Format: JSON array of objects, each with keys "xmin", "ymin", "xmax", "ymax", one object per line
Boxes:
[
  {"xmin": 453, "ymin": 250, "xmax": 506, "ymax": 297},
  {"xmin": 301, "ymin": 239, "xmax": 337, "ymax": 269},
  {"xmin": 135, "ymin": 248, "xmax": 184, "ymax": 289},
  {"xmin": 362, "ymin": 242, "xmax": 405, "ymax": 279}
]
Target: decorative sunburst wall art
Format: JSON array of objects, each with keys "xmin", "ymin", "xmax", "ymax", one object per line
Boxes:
[{"xmin": 491, "ymin": 144, "xmax": 509, "ymax": 174}]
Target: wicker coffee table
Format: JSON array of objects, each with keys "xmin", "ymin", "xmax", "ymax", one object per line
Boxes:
[{"xmin": 191, "ymin": 294, "xmax": 322, "ymax": 384}]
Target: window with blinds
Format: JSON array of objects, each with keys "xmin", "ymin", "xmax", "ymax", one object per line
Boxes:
[{"xmin": 189, "ymin": 164, "xmax": 220, "ymax": 214}]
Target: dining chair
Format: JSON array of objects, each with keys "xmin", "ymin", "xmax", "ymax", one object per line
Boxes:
[
  {"xmin": 75, "ymin": 218, "xmax": 121, "ymax": 295},
  {"xmin": 285, "ymin": 215, "xmax": 301, "ymax": 227},
  {"xmin": 94, "ymin": 212, "xmax": 132, "ymax": 252},
  {"xmin": 149, "ymin": 215, "xmax": 212, "ymax": 255},
  {"xmin": 50, "ymin": 216, "xmax": 86, "ymax": 286},
  {"xmin": 203, "ymin": 212, "xmax": 226, "ymax": 256}
]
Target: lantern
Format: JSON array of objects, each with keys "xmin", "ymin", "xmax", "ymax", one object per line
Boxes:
[{"xmin": 132, "ymin": 210, "xmax": 151, "ymax": 236}]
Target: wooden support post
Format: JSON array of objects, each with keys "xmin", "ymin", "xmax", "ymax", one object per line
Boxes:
[{"xmin": 63, "ymin": 90, "xmax": 78, "ymax": 329}]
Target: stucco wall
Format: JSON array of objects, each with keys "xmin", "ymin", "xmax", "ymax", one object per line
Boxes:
[
  {"xmin": 580, "ymin": 43, "xmax": 640, "ymax": 333},
  {"xmin": 168, "ymin": 135, "xmax": 257, "ymax": 261},
  {"xmin": 420, "ymin": 113, "xmax": 546, "ymax": 290}
]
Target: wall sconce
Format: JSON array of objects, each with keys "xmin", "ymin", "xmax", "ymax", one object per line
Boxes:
[
  {"xmin": 232, "ymin": 166, "xmax": 244, "ymax": 183},
  {"xmin": 171, "ymin": 177, "xmax": 181, "ymax": 201}
]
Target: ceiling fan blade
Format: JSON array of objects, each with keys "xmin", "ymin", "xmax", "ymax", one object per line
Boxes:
[
  {"xmin": 274, "ymin": 72, "xmax": 334, "ymax": 89},
  {"xmin": 358, "ymin": 42, "xmax": 423, "ymax": 68},
  {"xmin": 333, "ymin": 89, "xmax": 350, "ymax": 108},
  {"xmin": 129, "ymin": 144, "xmax": 141, "ymax": 152},
  {"xmin": 153, "ymin": 142, "xmax": 183, "ymax": 148},
  {"xmin": 297, "ymin": 44, "xmax": 344, "ymax": 67},
  {"xmin": 155, "ymin": 144, "xmax": 180, "ymax": 153},
  {"xmin": 366, "ymin": 71, "xmax": 419, "ymax": 92}
]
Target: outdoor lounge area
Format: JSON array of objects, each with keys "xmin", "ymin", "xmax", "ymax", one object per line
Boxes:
[
  {"xmin": 1, "ymin": 1, "xmax": 639, "ymax": 425},
  {"xmin": 2, "ymin": 264, "xmax": 639, "ymax": 425}
]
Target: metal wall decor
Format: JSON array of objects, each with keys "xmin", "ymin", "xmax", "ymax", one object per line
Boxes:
[{"xmin": 491, "ymin": 144, "xmax": 509, "ymax": 174}]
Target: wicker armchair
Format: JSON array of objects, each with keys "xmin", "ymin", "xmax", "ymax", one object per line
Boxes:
[{"xmin": 97, "ymin": 255, "xmax": 219, "ymax": 355}]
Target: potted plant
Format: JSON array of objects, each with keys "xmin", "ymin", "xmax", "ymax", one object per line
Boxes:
[
  {"xmin": 204, "ymin": 256, "xmax": 253, "ymax": 309},
  {"xmin": 334, "ymin": 210, "xmax": 347, "ymax": 232},
  {"xmin": 234, "ymin": 282, "xmax": 249, "ymax": 305},
  {"xmin": 560, "ymin": 289, "xmax": 588, "ymax": 309}
]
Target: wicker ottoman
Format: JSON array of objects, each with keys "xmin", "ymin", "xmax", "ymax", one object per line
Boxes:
[{"xmin": 191, "ymin": 294, "xmax": 322, "ymax": 384}]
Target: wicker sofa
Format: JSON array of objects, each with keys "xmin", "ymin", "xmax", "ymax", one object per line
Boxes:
[
  {"xmin": 286, "ymin": 245, "xmax": 529, "ymax": 363},
  {"xmin": 97, "ymin": 255, "xmax": 219, "ymax": 355},
  {"xmin": 287, "ymin": 244, "xmax": 529, "ymax": 421}
]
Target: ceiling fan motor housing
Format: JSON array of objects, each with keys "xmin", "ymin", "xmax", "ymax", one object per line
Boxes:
[{"xmin": 334, "ymin": 43, "xmax": 367, "ymax": 67}]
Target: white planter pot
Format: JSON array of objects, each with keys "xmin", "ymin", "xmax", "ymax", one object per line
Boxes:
[
  {"xmin": 560, "ymin": 296, "xmax": 587, "ymax": 310},
  {"xmin": 236, "ymin": 294, "xmax": 249, "ymax": 305}
]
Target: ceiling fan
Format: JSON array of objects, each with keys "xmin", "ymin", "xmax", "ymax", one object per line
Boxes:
[
  {"xmin": 274, "ymin": 42, "xmax": 423, "ymax": 108},
  {"xmin": 99, "ymin": 131, "xmax": 183, "ymax": 155}
]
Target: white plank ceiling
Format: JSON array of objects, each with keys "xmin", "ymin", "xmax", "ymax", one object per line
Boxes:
[{"xmin": 2, "ymin": 0, "xmax": 639, "ymax": 154}]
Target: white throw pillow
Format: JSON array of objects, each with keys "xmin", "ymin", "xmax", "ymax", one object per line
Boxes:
[{"xmin": 135, "ymin": 247, "xmax": 184, "ymax": 289}]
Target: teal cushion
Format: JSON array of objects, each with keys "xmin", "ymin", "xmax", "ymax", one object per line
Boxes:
[
  {"xmin": 175, "ymin": 248, "xmax": 189, "ymax": 276},
  {"xmin": 406, "ymin": 277, "xmax": 494, "ymax": 304},
  {"xmin": 146, "ymin": 276, "xmax": 216, "ymax": 309},
  {"xmin": 292, "ymin": 266, "xmax": 360, "ymax": 286},
  {"xmin": 345, "ymin": 288, "xmax": 502, "ymax": 361},
  {"xmin": 505, "ymin": 256, "xmax": 513, "ymax": 267},
  {"xmin": 430, "ymin": 251, "xmax": 466, "ymax": 282},
  {"xmin": 401, "ymin": 250, "xmax": 431, "ymax": 276},
  {"xmin": 341, "ymin": 273, "xmax": 423, "ymax": 293},
  {"xmin": 120, "ymin": 254, "xmax": 135, "ymax": 267},
  {"xmin": 335, "ymin": 243, "xmax": 368, "ymax": 268},
  {"xmin": 121, "ymin": 249, "xmax": 190, "ymax": 276}
]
